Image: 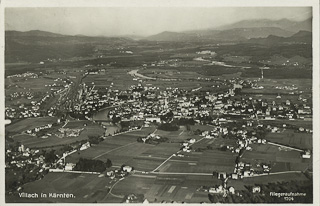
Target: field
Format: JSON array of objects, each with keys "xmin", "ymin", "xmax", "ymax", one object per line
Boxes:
[
  {"xmin": 158, "ymin": 138, "xmax": 238, "ymax": 174},
  {"xmin": 5, "ymin": 73, "xmax": 68, "ymax": 107},
  {"xmin": 6, "ymin": 117, "xmax": 58, "ymax": 134},
  {"xmin": 66, "ymin": 127, "xmax": 157, "ymax": 166},
  {"xmin": 261, "ymin": 119, "xmax": 312, "ymax": 129},
  {"xmin": 154, "ymin": 126, "xmax": 202, "ymax": 142},
  {"xmin": 11, "ymin": 120, "xmax": 105, "ymax": 149},
  {"xmin": 112, "ymin": 174, "xmax": 220, "ymax": 203},
  {"xmin": 265, "ymin": 129, "xmax": 312, "ymax": 150},
  {"xmin": 82, "ymin": 68, "xmax": 137, "ymax": 91},
  {"xmin": 8, "ymin": 172, "xmax": 110, "ymax": 203},
  {"xmin": 241, "ymin": 78, "xmax": 312, "ymax": 104},
  {"xmin": 228, "ymin": 172, "xmax": 311, "ymax": 191},
  {"xmin": 241, "ymin": 143, "xmax": 312, "ymax": 173},
  {"xmin": 65, "ymin": 126, "xmax": 239, "ymax": 174},
  {"xmin": 12, "ymin": 171, "xmax": 221, "ymax": 203}
]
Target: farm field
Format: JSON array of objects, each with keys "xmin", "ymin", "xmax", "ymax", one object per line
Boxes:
[
  {"xmin": 11, "ymin": 172, "xmax": 110, "ymax": 203},
  {"xmin": 161, "ymin": 150, "xmax": 237, "ymax": 174},
  {"xmin": 11, "ymin": 120, "xmax": 105, "ymax": 149},
  {"xmin": 66, "ymin": 127, "xmax": 157, "ymax": 165},
  {"xmin": 82, "ymin": 69, "xmax": 137, "ymax": 90},
  {"xmin": 265, "ymin": 129, "xmax": 312, "ymax": 150},
  {"xmin": 154, "ymin": 127, "xmax": 202, "ymax": 142},
  {"xmin": 150, "ymin": 137, "xmax": 238, "ymax": 174},
  {"xmin": 112, "ymin": 174, "xmax": 221, "ymax": 203},
  {"xmin": 241, "ymin": 143, "xmax": 312, "ymax": 173},
  {"xmin": 6, "ymin": 117, "xmax": 58, "ymax": 134},
  {"xmin": 228, "ymin": 172, "xmax": 311, "ymax": 191},
  {"xmin": 261, "ymin": 119, "xmax": 312, "ymax": 129}
]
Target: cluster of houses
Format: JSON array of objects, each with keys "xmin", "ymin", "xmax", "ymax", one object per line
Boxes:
[
  {"xmin": 180, "ymin": 138, "xmax": 196, "ymax": 153},
  {"xmin": 106, "ymin": 165, "xmax": 133, "ymax": 179},
  {"xmin": 26, "ymin": 123, "xmax": 53, "ymax": 135},
  {"xmin": 5, "ymin": 71, "xmax": 72, "ymax": 119},
  {"xmin": 52, "ymin": 72, "xmax": 311, "ymax": 133},
  {"xmin": 57, "ymin": 128, "xmax": 84, "ymax": 138},
  {"xmin": 7, "ymin": 72, "xmax": 38, "ymax": 79},
  {"xmin": 139, "ymin": 133, "xmax": 162, "ymax": 144},
  {"xmin": 232, "ymin": 161, "xmax": 271, "ymax": 179},
  {"xmin": 72, "ymin": 83, "xmax": 110, "ymax": 117},
  {"xmin": 6, "ymin": 144, "xmax": 49, "ymax": 178}
]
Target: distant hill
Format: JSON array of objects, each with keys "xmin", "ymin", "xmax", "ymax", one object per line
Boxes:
[
  {"xmin": 6, "ymin": 30, "xmax": 67, "ymax": 37},
  {"xmin": 248, "ymin": 30, "xmax": 312, "ymax": 45},
  {"xmin": 5, "ymin": 30, "xmax": 134, "ymax": 63},
  {"xmin": 144, "ymin": 17, "xmax": 311, "ymax": 43},
  {"xmin": 145, "ymin": 31, "xmax": 199, "ymax": 42},
  {"xmin": 210, "ymin": 27, "xmax": 293, "ymax": 40},
  {"xmin": 145, "ymin": 27, "xmax": 294, "ymax": 42},
  {"xmin": 217, "ymin": 18, "xmax": 312, "ymax": 33}
]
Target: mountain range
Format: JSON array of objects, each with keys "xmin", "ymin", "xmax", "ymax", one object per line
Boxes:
[
  {"xmin": 145, "ymin": 18, "xmax": 311, "ymax": 42},
  {"xmin": 5, "ymin": 17, "xmax": 312, "ymax": 63}
]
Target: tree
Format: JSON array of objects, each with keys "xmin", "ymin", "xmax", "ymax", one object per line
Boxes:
[
  {"xmin": 74, "ymin": 158, "xmax": 107, "ymax": 172},
  {"xmin": 44, "ymin": 150, "xmax": 57, "ymax": 164},
  {"xmin": 105, "ymin": 159, "xmax": 112, "ymax": 168}
]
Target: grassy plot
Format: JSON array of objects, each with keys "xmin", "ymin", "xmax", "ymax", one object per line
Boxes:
[
  {"xmin": 154, "ymin": 127, "xmax": 202, "ymax": 142},
  {"xmin": 83, "ymin": 69, "xmax": 137, "ymax": 91},
  {"xmin": 11, "ymin": 121, "xmax": 104, "ymax": 149},
  {"xmin": 162, "ymin": 150, "xmax": 237, "ymax": 174},
  {"xmin": 66, "ymin": 127, "xmax": 157, "ymax": 166},
  {"xmin": 261, "ymin": 119, "xmax": 312, "ymax": 129},
  {"xmin": 228, "ymin": 172, "xmax": 310, "ymax": 191},
  {"xmin": 111, "ymin": 174, "xmax": 216, "ymax": 203},
  {"xmin": 6, "ymin": 117, "xmax": 58, "ymax": 134},
  {"xmin": 153, "ymin": 138, "xmax": 237, "ymax": 174},
  {"xmin": 265, "ymin": 129, "xmax": 312, "ymax": 150},
  {"xmin": 131, "ymin": 143, "xmax": 181, "ymax": 172},
  {"xmin": 9, "ymin": 172, "xmax": 110, "ymax": 203},
  {"xmin": 241, "ymin": 144, "xmax": 312, "ymax": 173}
]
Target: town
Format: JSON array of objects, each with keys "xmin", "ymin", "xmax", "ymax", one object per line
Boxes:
[{"xmin": 4, "ymin": 6, "xmax": 314, "ymax": 204}]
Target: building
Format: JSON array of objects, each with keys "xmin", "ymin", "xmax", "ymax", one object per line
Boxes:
[
  {"xmin": 123, "ymin": 165, "xmax": 133, "ymax": 172},
  {"xmin": 80, "ymin": 142, "xmax": 91, "ymax": 151},
  {"xmin": 65, "ymin": 163, "xmax": 75, "ymax": 171},
  {"xmin": 252, "ymin": 186, "xmax": 261, "ymax": 193},
  {"xmin": 302, "ymin": 150, "xmax": 311, "ymax": 159},
  {"xmin": 218, "ymin": 172, "xmax": 227, "ymax": 179},
  {"xmin": 145, "ymin": 117, "xmax": 161, "ymax": 123}
]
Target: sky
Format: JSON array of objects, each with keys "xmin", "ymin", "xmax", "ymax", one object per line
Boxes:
[{"xmin": 5, "ymin": 7, "xmax": 312, "ymax": 37}]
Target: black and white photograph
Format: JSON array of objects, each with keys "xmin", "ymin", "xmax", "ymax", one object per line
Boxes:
[{"xmin": 1, "ymin": 0, "xmax": 319, "ymax": 205}]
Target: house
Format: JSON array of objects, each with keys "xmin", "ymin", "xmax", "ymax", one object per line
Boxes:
[
  {"xmin": 302, "ymin": 150, "xmax": 311, "ymax": 159},
  {"xmin": 65, "ymin": 163, "xmax": 75, "ymax": 171},
  {"xmin": 80, "ymin": 142, "xmax": 91, "ymax": 151},
  {"xmin": 143, "ymin": 199, "xmax": 149, "ymax": 204},
  {"xmin": 243, "ymin": 170, "xmax": 251, "ymax": 177},
  {"xmin": 188, "ymin": 139, "xmax": 196, "ymax": 144},
  {"xmin": 123, "ymin": 165, "xmax": 133, "ymax": 172},
  {"xmin": 252, "ymin": 186, "xmax": 261, "ymax": 193},
  {"xmin": 146, "ymin": 117, "xmax": 161, "ymax": 123},
  {"xmin": 218, "ymin": 172, "xmax": 227, "ymax": 179},
  {"xmin": 209, "ymin": 185, "xmax": 224, "ymax": 194},
  {"xmin": 229, "ymin": 187, "xmax": 235, "ymax": 194},
  {"xmin": 106, "ymin": 171, "xmax": 114, "ymax": 177},
  {"xmin": 231, "ymin": 173, "xmax": 238, "ymax": 179}
]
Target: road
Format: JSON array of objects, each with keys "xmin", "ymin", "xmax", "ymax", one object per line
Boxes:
[
  {"xmin": 151, "ymin": 137, "xmax": 205, "ymax": 172},
  {"xmin": 128, "ymin": 69, "xmax": 156, "ymax": 80}
]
